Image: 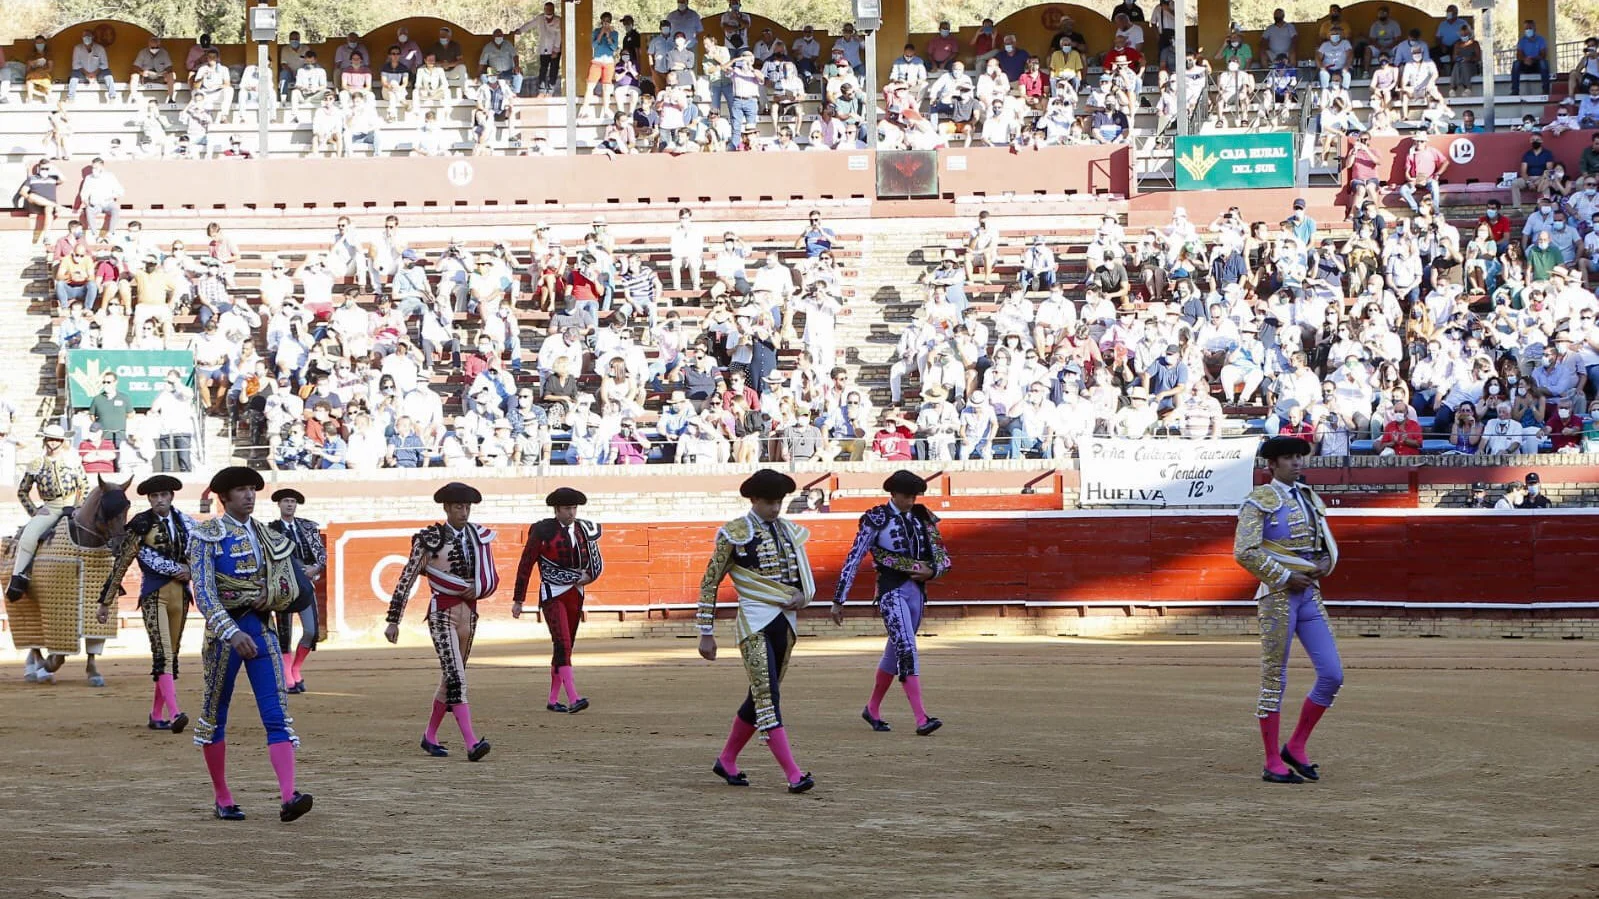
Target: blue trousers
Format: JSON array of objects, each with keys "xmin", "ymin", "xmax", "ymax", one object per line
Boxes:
[
  {"xmin": 1256, "ymin": 586, "xmax": 1344, "ymax": 717},
  {"xmin": 194, "ymin": 611, "xmax": 296, "ymax": 746}
]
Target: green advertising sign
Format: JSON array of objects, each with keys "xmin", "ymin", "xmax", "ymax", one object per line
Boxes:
[
  {"xmin": 1175, "ymin": 132, "xmax": 1296, "ymax": 190},
  {"xmin": 65, "ymin": 350, "xmax": 195, "ymax": 409}
]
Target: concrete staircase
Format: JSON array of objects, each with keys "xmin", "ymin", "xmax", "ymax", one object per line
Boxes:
[{"xmin": 0, "ymin": 231, "xmax": 64, "ymax": 531}]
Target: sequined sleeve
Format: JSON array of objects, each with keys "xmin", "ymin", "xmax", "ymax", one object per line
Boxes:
[
  {"xmin": 697, "ymin": 531, "xmax": 735, "ymax": 636},
  {"xmin": 16, "ymin": 467, "xmax": 37, "ymax": 516},
  {"xmin": 386, "ymin": 531, "xmax": 435, "ymax": 625},
  {"xmin": 98, "ymin": 531, "xmax": 141, "ymax": 608},
  {"xmin": 188, "ymin": 531, "xmax": 241, "ymax": 642},
  {"xmin": 511, "ymin": 524, "xmax": 544, "ymax": 607},
  {"xmin": 302, "ymin": 519, "xmax": 328, "ymax": 567},
  {"xmin": 832, "ymin": 516, "xmax": 880, "ymax": 605},
  {"xmin": 138, "ymin": 542, "xmax": 185, "ymax": 578},
  {"xmin": 587, "ymin": 524, "xmax": 604, "ymax": 581},
  {"xmin": 1233, "ymin": 501, "xmax": 1290, "ymax": 590},
  {"xmin": 925, "ymin": 517, "xmax": 953, "ymax": 579}
]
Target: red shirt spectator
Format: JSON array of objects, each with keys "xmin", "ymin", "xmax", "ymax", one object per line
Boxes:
[
  {"xmin": 569, "ymin": 267, "xmax": 601, "ymax": 303},
  {"xmin": 927, "ymin": 32, "xmax": 958, "ymax": 67},
  {"xmin": 1377, "ymin": 416, "xmax": 1423, "ymax": 455},
  {"xmin": 1405, "ymin": 142, "xmax": 1448, "ymax": 181},
  {"xmin": 78, "ymin": 436, "xmax": 117, "ymax": 473},
  {"xmin": 1103, "ymin": 46, "xmax": 1144, "ymax": 70},
  {"xmin": 1546, "ymin": 405, "xmax": 1583, "ymax": 451},
  {"xmin": 1278, "ymin": 420, "xmax": 1316, "ymax": 440},
  {"xmin": 870, "ymin": 423, "xmax": 914, "ymax": 461},
  {"xmin": 1479, "ymin": 210, "xmax": 1511, "ymax": 243}
]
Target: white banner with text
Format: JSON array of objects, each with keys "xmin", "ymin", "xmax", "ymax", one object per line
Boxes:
[{"xmin": 1079, "ymin": 437, "xmax": 1260, "ymax": 507}]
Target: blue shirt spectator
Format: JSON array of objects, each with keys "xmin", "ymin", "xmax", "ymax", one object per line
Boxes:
[{"xmin": 389, "ymin": 432, "xmax": 426, "ymax": 467}]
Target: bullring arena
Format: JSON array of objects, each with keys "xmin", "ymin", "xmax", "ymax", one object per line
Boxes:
[{"xmin": 3, "ymin": 0, "xmax": 1599, "ymax": 894}]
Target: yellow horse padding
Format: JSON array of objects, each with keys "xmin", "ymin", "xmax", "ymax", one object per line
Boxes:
[{"xmin": 1, "ymin": 519, "xmax": 119, "ymax": 657}]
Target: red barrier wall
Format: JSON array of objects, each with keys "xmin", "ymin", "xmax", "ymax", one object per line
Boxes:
[
  {"xmin": 42, "ymin": 145, "xmax": 1130, "ymax": 212},
  {"xmin": 937, "ymin": 145, "xmax": 1135, "ymax": 198},
  {"xmin": 1365, "ymin": 129, "xmax": 1597, "ymax": 189},
  {"xmin": 322, "ymin": 510, "xmax": 1599, "ymax": 636}
]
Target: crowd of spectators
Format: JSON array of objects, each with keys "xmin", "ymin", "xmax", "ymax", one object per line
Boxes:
[
  {"xmin": 34, "ymin": 191, "xmax": 930, "ymax": 471},
  {"xmin": 23, "ymin": 137, "xmax": 1599, "ymax": 472},
  {"xmin": 3, "ymin": 4, "xmax": 1588, "ymax": 160}
]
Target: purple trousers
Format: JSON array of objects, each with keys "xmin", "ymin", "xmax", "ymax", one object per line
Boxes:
[
  {"xmin": 1256, "ymin": 586, "xmax": 1343, "ymax": 717},
  {"xmin": 878, "ymin": 582, "xmax": 925, "ymax": 679}
]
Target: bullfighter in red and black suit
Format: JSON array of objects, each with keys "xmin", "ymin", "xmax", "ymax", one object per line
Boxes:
[{"xmin": 512, "ymin": 487, "xmax": 604, "ymax": 714}]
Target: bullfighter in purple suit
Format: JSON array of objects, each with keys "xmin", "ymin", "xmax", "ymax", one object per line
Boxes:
[
  {"xmin": 831, "ymin": 469, "xmax": 951, "ymax": 736},
  {"xmin": 1234, "ymin": 436, "xmax": 1344, "ymax": 784}
]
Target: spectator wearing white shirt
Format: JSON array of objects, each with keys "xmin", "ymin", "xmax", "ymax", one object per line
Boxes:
[
  {"xmin": 69, "ymin": 31, "xmax": 118, "ymax": 102},
  {"xmin": 669, "ymin": 207, "xmax": 704, "ymax": 292},
  {"xmin": 77, "ymin": 157, "xmax": 124, "ymax": 241},
  {"xmin": 129, "ymin": 36, "xmax": 178, "ymax": 104},
  {"xmin": 1260, "ymin": 9, "xmax": 1299, "ymax": 66},
  {"xmin": 720, "ymin": 0, "xmax": 752, "ymax": 51},
  {"xmin": 791, "ymin": 27, "xmax": 821, "ymax": 81},
  {"xmin": 889, "ymin": 45, "xmax": 928, "ymax": 101},
  {"xmin": 290, "ymin": 53, "xmax": 331, "ymax": 120}
]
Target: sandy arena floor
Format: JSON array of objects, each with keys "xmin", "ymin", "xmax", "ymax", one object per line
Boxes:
[{"xmin": 0, "ymin": 633, "xmax": 1596, "ymax": 899}]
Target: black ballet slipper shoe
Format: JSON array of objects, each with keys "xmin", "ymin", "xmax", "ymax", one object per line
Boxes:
[
  {"xmin": 1280, "ymin": 745, "xmax": 1321, "ymax": 782},
  {"xmin": 712, "ymin": 760, "xmax": 749, "ymax": 786},
  {"xmin": 545, "ymin": 702, "xmax": 569, "ymax": 713},
  {"xmin": 147, "ymin": 717, "xmax": 171, "ymax": 731},
  {"xmin": 467, "ymin": 738, "xmax": 492, "ymax": 762},
  {"xmin": 787, "ymin": 773, "xmax": 816, "ymax": 794},
  {"xmin": 169, "ymin": 713, "xmax": 189, "ymax": 735},
  {"xmin": 567, "ymin": 698, "xmax": 590, "ymax": 714},
  {"xmin": 861, "ymin": 708, "xmax": 891, "ymax": 732},
  {"xmin": 280, "ymin": 792, "xmax": 314, "ymax": 822},
  {"xmin": 915, "ymin": 717, "xmax": 944, "ymax": 736},
  {"xmin": 419, "ymin": 737, "xmax": 449, "ymax": 757},
  {"xmin": 214, "ymin": 803, "xmax": 246, "ymax": 821},
  {"xmin": 1261, "ymin": 768, "xmax": 1306, "ymax": 784},
  {"xmin": 286, "ymin": 681, "xmax": 306, "ymax": 695}
]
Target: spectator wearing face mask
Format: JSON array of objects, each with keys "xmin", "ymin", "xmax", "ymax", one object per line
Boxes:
[
  {"xmin": 1512, "ymin": 135, "xmax": 1558, "ymax": 209},
  {"xmin": 1518, "ymin": 472, "xmax": 1553, "ymax": 507}
]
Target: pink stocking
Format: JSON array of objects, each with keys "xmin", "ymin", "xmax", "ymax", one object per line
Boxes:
[
  {"xmin": 1259, "ymin": 712, "xmax": 1290, "ymax": 774},
  {"xmin": 424, "ymin": 699, "xmax": 448, "ymax": 743},
  {"xmin": 718, "ymin": 717, "xmax": 757, "ymax": 776},
  {"xmin": 268, "ymin": 742, "xmax": 296, "ymax": 804},
  {"xmin": 1287, "ymin": 698, "xmax": 1329, "ymax": 760},
  {"xmin": 548, "ymin": 669, "xmax": 561, "ymax": 706},
  {"xmin": 151, "ymin": 682, "xmax": 166, "ymax": 720},
  {"xmin": 902, "ymin": 674, "xmax": 929, "ymax": 726},
  {"xmin": 290, "ymin": 646, "xmax": 312, "ymax": 682},
  {"xmin": 202, "ymin": 741, "xmax": 233, "ymax": 806},
  {"xmin": 451, "ymin": 703, "xmax": 480, "ymax": 746},
  {"xmin": 558, "ymin": 665, "xmax": 580, "ymax": 703},
  {"xmin": 764, "ymin": 726, "xmax": 804, "ymax": 784},
  {"xmin": 156, "ymin": 673, "xmax": 181, "ymax": 718},
  {"xmin": 866, "ymin": 669, "xmax": 893, "ymax": 718}
]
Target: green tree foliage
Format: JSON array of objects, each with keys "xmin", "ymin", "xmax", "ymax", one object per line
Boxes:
[{"xmin": 5, "ymin": 0, "xmax": 1598, "ymax": 54}]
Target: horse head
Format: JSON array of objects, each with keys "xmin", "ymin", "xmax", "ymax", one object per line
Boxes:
[{"xmin": 72, "ymin": 474, "xmax": 134, "ymax": 552}]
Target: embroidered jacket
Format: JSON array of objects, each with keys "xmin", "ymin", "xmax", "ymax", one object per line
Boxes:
[
  {"xmin": 188, "ymin": 515, "xmax": 301, "ymax": 642},
  {"xmin": 833, "ymin": 503, "xmax": 953, "ymax": 604},
  {"xmin": 98, "ymin": 508, "xmax": 198, "ymax": 607},
  {"xmin": 18, "ymin": 452, "xmax": 87, "ymax": 513},
  {"xmin": 698, "ymin": 512, "xmax": 816, "ymax": 642},
  {"xmin": 386, "ymin": 522, "xmax": 499, "ymax": 623},
  {"xmin": 267, "ymin": 516, "xmax": 326, "ymax": 568},
  {"xmin": 1233, "ymin": 479, "xmax": 1339, "ymax": 591},
  {"xmin": 512, "ymin": 517, "xmax": 604, "ymax": 606}
]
